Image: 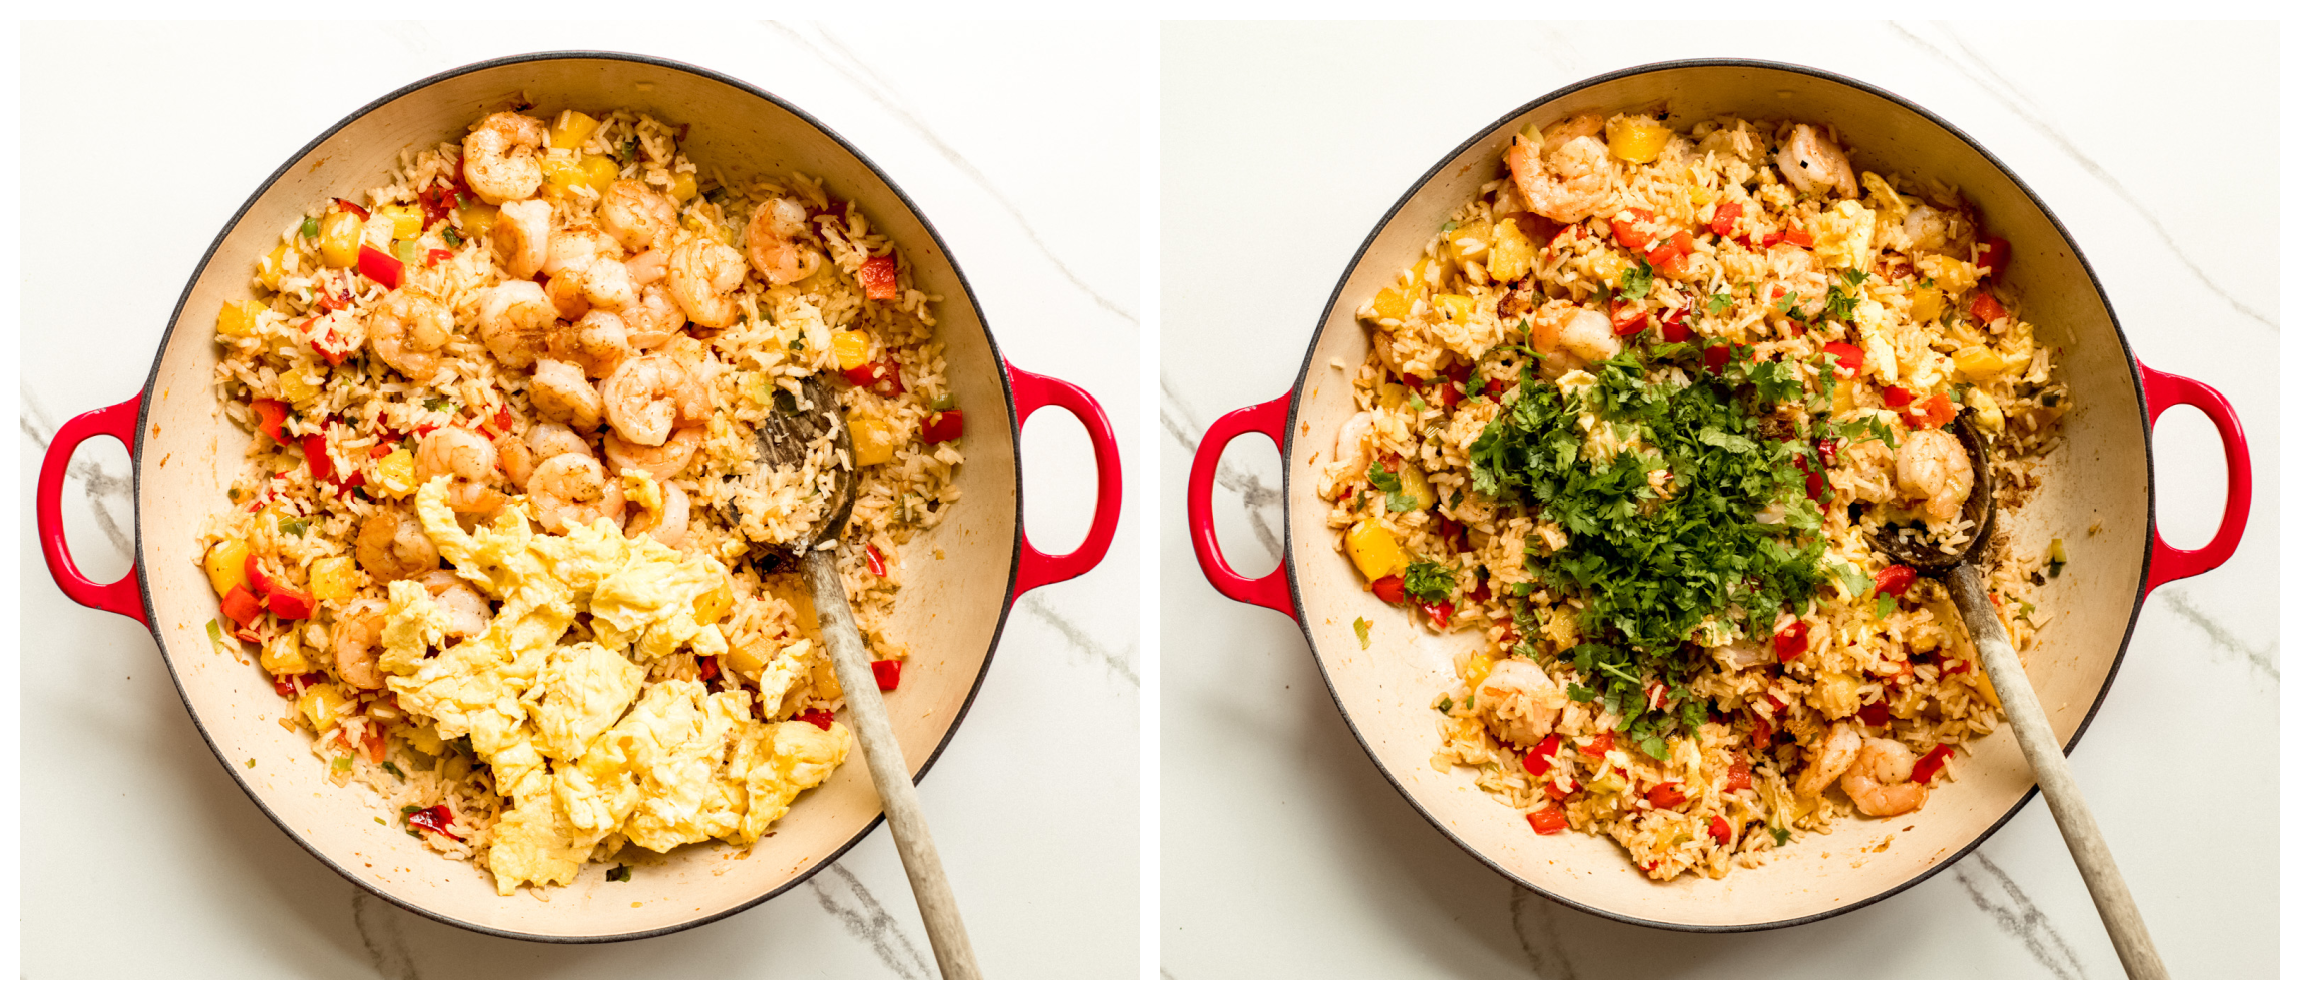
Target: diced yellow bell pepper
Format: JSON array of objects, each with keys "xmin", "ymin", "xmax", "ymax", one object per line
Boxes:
[
  {"xmin": 1344, "ymin": 520, "xmax": 1410, "ymax": 582},
  {"xmin": 727, "ymin": 638, "xmax": 773, "ymax": 678},
  {"xmin": 1370, "ymin": 287, "xmax": 1411, "ymax": 322},
  {"xmin": 581, "ymin": 154, "xmax": 620, "ymax": 194},
  {"xmin": 1908, "ymin": 286, "xmax": 1945, "ymax": 323},
  {"xmin": 549, "ymin": 110, "xmax": 601, "ymax": 150},
  {"xmin": 539, "ymin": 153, "xmax": 583, "ymax": 200},
  {"xmin": 668, "ymin": 171, "xmax": 698, "ymax": 203},
  {"xmin": 1432, "ymin": 293, "xmax": 1476, "ymax": 324},
  {"xmin": 1606, "ymin": 115, "xmax": 1671, "ymax": 164},
  {"xmin": 319, "ymin": 211, "xmax": 362, "ymax": 268},
  {"xmin": 216, "ymin": 299, "xmax": 264, "ymax": 336},
  {"xmin": 849, "ymin": 416, "xmax": 901, "ymax": 466},
  {"xmin": 258, "ymin": 243, "xmax": 292, "ymax": 290},
  {"xmin": 298, "ymin": 684, "xmax": 351, "ymax": 729},
  {"xmin": 1487, "ymin": 218, "xmax": 1534, "ymax": 284},
  {"xmin": 277, "ymin": 364, "xmax": 321, "ymax": 407},
  {"xmin": 204, "ymin": 538, "xmax": 252, "ymax": 599},
  {"xmin": 1397, "ymin": 464, "xmax": 1436, "ymax": 511},
  {"xmin": 831, "ymin": 329, "xmax": 873, "ymax": 370},
  {"xmin": 1447, "ymin": 219, "xmax": 1494, "ymax": 264},
  {"xmin": 377, "ymin": 204, "xmax": 423, "ymax": 240},
  {"xmin": 455, "ymin": 198, "xmax": 497, "ymax": 234},
  {"xmin": 307, "ymin": 555, "xmax": 358, "ymax": 603},
  {"xmin": 1952, "ymin": 346, "xmax": 2012, "ymax": 380},
  {"xmin": 1465, "ymin": 651, "xmax": 1495, "ymax": 688},
  {"xmin": 374, "ymin": 448, "xmax": 417, "ymax": 498},
  {"xmin": 262, "ymin": 640, "xmax": 308, "ymax": 676}
]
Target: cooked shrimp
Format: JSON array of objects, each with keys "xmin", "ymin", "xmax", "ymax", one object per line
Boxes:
[
  {"xmin": 601, "ymin": 354, "xmax": 707, "ymax": 446},
  {"xmin": 1794, "ymin": 721, "xmax": 1863, "ymax": 798},
  {"xmin": 355, "ymin": 509, "xmax": 439, "ymax": 582},
  {"xmin": 1901, "ymin": 203, "xmax": 1953, "ymax": 254},
  {"xmin": 476, "ymin": 280, "xmax": 555, "ymax": 369},
  {"xmin": 667, "ymin": 237, "xmax": 746, "ymax": 329},
  {"xmin": 527, "ymin": 358, "xmax": 604, "ymax": 431},
  {"xmin": 462, "ymin": 112, "xmax": 548, "ymax": 205},
  {"xmin": 603, "ymin": 425, "xmax": 703, "ymax": 483},
  {"xmin": 624, "ymin": 247, "xmax": 669, "ymax": 286},
  {"xmin": 1475, "ymin": 658, "xmax": 1568, "ymax": 747},
  {"xmin": 418, "ymin": 570, "xmax": 491, "ymax": 638},
  {"xmin": 618, "ymin": 280, "xmax": 687, "ymax": 350},
  {"xmin": 1840, "ymin": 737, "xmax": 1928, "ymax": 817},
  {"xmin": 500, "ymin": 421, "xmax": 594, "ymax": 490},
  {"xmin": 1507, "ymin": 115, "xmax": 1611, "ymax": 224},
  {"xmin": 1775, "ymin": 124, "xmax": 1859, "ymax": 201},
  {"xmin": 415, "ymin": 425, "xmax": 506, "ymax": 514},
  {"xmin": 1527, "ymin": 300, "xmax": 1619, "ymax": 379},
  {"xmin": 543, "ymin": 227, "xmax": 619, "ymax": 278},
  {"xmin": 528, "ymin": 452, "xmax": 625, "ymax": 533},
  {"xmin": 1326, "ymin": 410, "xmax": 1376, "ymax": 484},
  {"xmin": 1896, "ymin": 428, "xmax": 1973, "ymax": 523},
  {"xmin": 745, "ymin": 196, "xmax": 823, "ymax": 286},
  {"xmin": 544, "ymin": 260, "xmax": 636, "ymax": 320},
  {"xmin": 548, "ymin": 309, "xmax": 635, "ymax": 380},
  {"xmin": 600, "ymin": 180, "xmax": 678, "ymax": 253},
  {"xmin": 626, "ymin": 480, "xmax": 690, "ymax": 548},
  {"xmin": 368, "ymin": 290, "xmax": 454, "ymax": 382},
  {"xmin": 491, "ymin": 199, "xmax": 551, "ymax": 279},
  {"xmin": 331, "ymin": 598, "xmax": 388, "ymax": 691},
  {"xmin": 1709, "ymin": 637, "xmax": 1778, "ymax": 671}
]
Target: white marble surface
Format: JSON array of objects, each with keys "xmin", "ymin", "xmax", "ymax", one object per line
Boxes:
[
  {"xmin": 20, "ymin": 21, "xmax": 1139, "ymax": 978},
  {"xmin": 1160, "ymin": 21, "xmax": 2276, "ymax": 978}
]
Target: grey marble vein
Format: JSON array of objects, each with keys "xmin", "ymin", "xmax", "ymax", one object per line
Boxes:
[
  {"xmin": 1951, "ymin": 850, "xmax": 2088, "ymax": 979},
  {"xmin": 22, "ymin": 388, "xmax": 135, "ymax": 559},
  {"xmin": 809, "ymin": 861, "xmax": 932, "ymax": 979},
  {"xmin": 1891, "ymin": 22, "xmax": 2275, "ymax": 330},
  {"xmin": 1159, "ymin": 376, "xmax": 1283, "ymax": 562},
  {"xmin": 2157, "ymin": 587, "xmax": 2278, "ymax": 680},
  {"xmin": 350, "ymin": 890, "xmax": 420, "ymax": 979},
  {"xmin": 1506, "ymin": 886, "xmax": 1577, "ymax": 979},
  {"xmin": 762, "ymin": 20, "xmax": 1137, "ymax": 326},
  {"xmin": 1016, "ymin": 591, "xmax": 1138, "ymax": 687}
]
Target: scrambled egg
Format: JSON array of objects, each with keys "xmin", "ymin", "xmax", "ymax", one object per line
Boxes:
[
  {"xmin": 384, "ymin": 480, "xmax": 851, "ymax": 894},
  {"xmin": 1810, "ymin": 198, "xmax": 1876, "ymax": 272}
]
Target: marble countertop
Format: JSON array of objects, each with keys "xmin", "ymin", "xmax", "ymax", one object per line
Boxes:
[
  {"xmin": 20, "ymin": 21, "xmax": 1139, "ymax": 979},
  {"xmin": 1158, "ymin": 21, "xmax": 2277, "ymax": 979}
]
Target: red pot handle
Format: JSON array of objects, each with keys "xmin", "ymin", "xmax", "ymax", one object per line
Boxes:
[
  {"xmin": 37, "ymin": 394, "xmax": 148, "ymax": 625},
  {"xmin": 1007, "ymin": 364, "xmax": 1123, "ymax": 597},
  {"xmin": 2139, "ymin": 363, "xmax": 2251, "ymax": 595},
  {"xmin": 1186, "ymin": 393, "xmax": 1296, "ymax": 619}
]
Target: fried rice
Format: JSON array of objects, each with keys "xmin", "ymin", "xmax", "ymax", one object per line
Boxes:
[
  {"xmin": 198, "ymin": 104, "xmax": 968, "ymax": 895},
  {"xmin": 1325, "ymin": 111, "xmax": 2070, "ymax": 881}
]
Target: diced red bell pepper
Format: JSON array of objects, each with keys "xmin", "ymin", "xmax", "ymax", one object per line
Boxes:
[
  {"xmin": 859, "ymin": 253, "xmax": 899, "ymax": 300},
  {"xmin": 1970, "ymin": 290, "xmax": 2007, "ymax": 325},
  {"xmin": 417, "ymin": 181, "xmax": 461, "ymax": 229},
  {"xmin": 1466, "ymin": 575, "xmax": 1491, "ymax": 603},
  {"xmin": 1880, "ymin": 385, "xmax": 1915, "ymax": 408},
  {"xmin": 271, "ymin": 671, "xmax": 327, "ymax": 698},
  {"xmin": 1761, "ymin": 228, "xmax": 1814, "ymax": 248},
  {"xmin": 1441, "ymin": 361, "xmax": 1473, "ymax": 384},
  {"xmin": 1975, "ymin": 236, "xmax": 2010, "ymax": 276},
  {"xmin": 1647, "ymin": 782, "xmax": 1688, "ymax": 810},
  {"xmin": 267, "ymin": 589, "xmax": 316, "ymax": 621},
  {"xmin": 220, "ymin": 585, "xmax": 265, "ymax": 627},
  {"xmin": 1371, "ymin": 575, "xmax": 1406, "ymax": 604},
  {"xmin": 251, "ymin": 398, "xmax": 291, "ymax": 445},
  {"xmin": 1709, "ymin": 815, "xmax": 1735, "ymax": 843},
  {"xmin": 1815, "ymin": 437, "xmax": 1838, "ymax": 465},
  {"xmin": 1774, "ymin": 619, "xmax": 1812, "ymax": 662},
  {"xmin": 1543, "ymin": 779, "xmax": 1577, "ymax": 801},
  {"xmin": 357, "ymin": 244, "xmax": 403, "ymax": 290},
  {"xmin": 1647, "ymin": 230, "xmax": 1696, "ymax": 281},
  {"xmin": 1481, "ymin": 375, "xmax": 1515, "ymax": 401},
  {"xmin": 1906, "ymin": 393, "xmax": 1955, "ymax": 430},
  {"xmin": 1527, "ymin": 806, "xmax": 1569, "ymax": 835},
  {"xmin": 332, "ymin": 198, "xmax": 370, "ymax": 221},
  {"xmin": 1439, "ymin": 382, "xmax": 1464, "ymax": 408},
  {"xmin": 495, "ymin": 409, "xmax": 514, "ymax": 433},
  {"xmin": 1805, "ymin": 470, "xmax": 1831, "ymax": 502},
  {"xmin": 1912, "ymin": 744, "xmax": 1955, "ymax": 784},
  {"xmin": 1610, "ymin": 302, "xmax": 1648, "ymax": 336},
  {"xmin": 1874, "ymin": 564, "xmax": 1917, "ymax": 597},
  {"xmin": 1820, "ymin": 342, "xmax": 1864, "ymax": 376},
  {"xmin": 1433, "ymin": 516, "xmax": 1466, "ymax": 552},
  {"xmin": 426, "ymin": 248, "xmax": 455, "ymax": 266},
  {"xmin": 406, "ymin": 804, "xmax": 461, "ymax": 841},
  {"xmin": 796, "ymin": 708, "xmax": 837, "ymax": 730},
  {"xmin": 1707, "ymin": 201, "xmax": 1744, "ymax": 239},
  {"xmin": 921, "ymin": 409, "xmax": 964, "ymax": 445},
  {"xmin": 871, "ymin": 659, "xmax": 902, "ymax": 691},
  {"xmin": 865, "ymin": 544, "xmax": 887, "ymax": 577},
  {"xmin": 697, "ymin": 655, "xmax": 720, "ymax": 682},
  {"xmin": 1702, "ymin": 344, "xmax": 1731, "ymax": 375},
  {"xmin": 1659, "ymin": 310, "xmax": 1691, "ymax": 343},
  {"xmin": 1525, "ymin": 733, "xmax": 1562, "ymax": 776},
  {"xmin": 244, "ymin": 553, "xmax": 278, "ymax": 597},
  {"xmin": 1857, "ymin": 700, "xmax": 1890, "ymax": 727},
  {"xmin": 1726, "ymin": 754, "xmax": 1753, "ymax": 792},
  {"xmin": 302, "ymin": 433, "xmax": 336, "ymax": 484},
  {"xmin": 843, "ymin": 357, "xmax": 906, "ymax": 398},
  {"xmin": 1583, "ymin": 732, "xmax": 1614, "ymax": 758},
  {"xmin": 1749, "ymin": 712, "xmax": 1773, "ymax": 747},
  {"xmin": 1420, "ymin": 600, "xmax": 1455, "ymax": 628},
  {"xmin": 1610, "ymin": 208, "xmax": 1665, "ymax": 248},
  {"xmin": 369, "ymin": 443, "xmax": 396, "ymax": 459}
]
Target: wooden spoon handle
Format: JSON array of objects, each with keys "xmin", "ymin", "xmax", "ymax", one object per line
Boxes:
[
  {"xmin": 1946, "ymin": 563, "xmax": 2166, "ymax": 979},
  {"xmin": 806, "ymin": 549, "xmax": 982, "ymax": 979}
]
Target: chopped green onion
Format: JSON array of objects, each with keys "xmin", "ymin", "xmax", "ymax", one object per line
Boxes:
[
  {"xmin": 300, "ymin": 217, "xmax": 319, "ymax": 240},
  {"xmin": 441, "ymin": 227, "xmax": 465, "ymax": 248},
  {"xmin": 1441, "ymin": 221, "xmax": 1460, "ymax": 233},
  {"xmin": 381, "ymin": 761, "xmax": 406, "ymax": 779},
  {"xmin": 375, "ymin": 816, "xmax": 386, "ymax": 825},
  {"xmin": 1437, "ymin": 696, "xmax": 1454, "ymax": 714},
  {"xmin": 277, "ymin": 517, "xmax": 311, "ymax": 537},
  {"xmin": 1353, "ymin": 617, "xmax": 1371, "ymax": 650},
  {"xmin": 1771, "ymin": 827, "xmax": 1791, "ymax": 846},
  {"xmin": 929, "ymin": 393, "xmax": 957, "ymax": 412},
  {"xmin": 607, "ymin": 864, "xmax": 633, "ymax": 883},
  {"xmin": 331, "ymin": 756, "xmax": 353, "ymax": 773},
  {"xmin": 245, "ymin": 758, "xmax": 257, "ymax": 768},
  {"xmin": 422, "ymin": 396, "xmax": 454, "ymax": 412},
  {"xmin": 392, "ymin": 239, "xmax": 419, "ymax": 264}
]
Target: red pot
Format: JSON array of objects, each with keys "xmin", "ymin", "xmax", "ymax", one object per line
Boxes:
[{"xmin": 1186, "ymin": 60, "xmax": 2248, "ymax": 931}]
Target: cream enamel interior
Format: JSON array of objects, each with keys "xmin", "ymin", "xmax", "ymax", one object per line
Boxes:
[
  {"xmin": 133, "ymin": 56, "xmax": 1016, "ymax": 939},
  {"xmin": 1287, "ymin": 63, "xmax": 2147, "ymax": 928}
]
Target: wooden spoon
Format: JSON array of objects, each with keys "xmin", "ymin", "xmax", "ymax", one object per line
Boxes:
[
  {"xmin": 753, "ymin": 376, "xmax": 982, "ymax": 979},
  {"xmin": 1869, "ymin": 417, "xmax": 2166, "ymax": 979}
]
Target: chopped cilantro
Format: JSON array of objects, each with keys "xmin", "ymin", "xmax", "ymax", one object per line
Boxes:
[
  {"xmin": 1354, "ymin": 617, "xmax": 1371, "ymax": 650},
  {"xmin": 422, "ymin": 396, "xmax": 454, "ymax": 412},
  {"xmin": 1831, "ymin": 561, "xmax": 1875, "ymax": 597},
  {"xmin": 1385, "ymin": 491, "xmax": 1418, "ymax": 513},
  {"xmin": 441, "ymin": 227, "xmax": 465, "ymax": 249},
  {"xmin": 1517, "ymin": 318, "xmax": 1532, "ymax": 334},
  {"xmin": 227, "ymin": 487, "xmax": 241, "ymax": 501},
  {"xmin": 1639, "ymin": 734, "xmax": 1669, "ymax": 760},
  {"xmin": 245, "ymin": 758, "xmax": 256, "ymax": 768},
  {"xmin": 1823, "ymin": 280, "xmax": 1860, "ymax": 322},
  {"xmin": 1875, "ymin": 594, "xmax": 1898, "ymax": 618},
  {"xmin": 1402, "ymin": 561, "xmax": 1455, "ymax": 603},
  {"xmin": 1707, "ymin": 292, "xmax": 1730, "ymax": 315},
  {"xmin": 1465, "ymin": 371, "xmax": 1489, "ymax": 398},
  {"xmin": 1566, "ymin": 683, "xmax": 1596, "ymax": 703},
  {"xmin": 1620, "ymin": 261, "xmax": 1654, "ymax": 299},
  {"xmin": 1366, "ymin": 468, "xmax": 1402, "ymax": 492},
  {"xmin": 381, "ymin": 761, "xmax": 405, "ymax": 779},
  {"xmin": 1772, "ymin": 827, "xmax": 1791, "ymax": 846}
]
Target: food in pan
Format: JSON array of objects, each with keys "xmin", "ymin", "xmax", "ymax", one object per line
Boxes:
[
  {"xmin": 201, "ymin": 105, "xmax": 969, "ymax": 895},
  {"xmin": 1326, "ymin": 111, "xmax": 2069, "ymax": 880}
]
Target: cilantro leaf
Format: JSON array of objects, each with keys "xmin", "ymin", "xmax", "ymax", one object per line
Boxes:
[
  {"xmin": 1707, "ymin": 292, "xmax": 1730, "ymax": 315},
  {"xmin": 1366, "ymin": 468, "xmax": 1402, "ymax": 492},
  {"xmin": 1402, "ymin": 561, "xmax": 1455, "ymax": 603},
  {"xmin": 1620, "ymin": 261, "xmax": 1654, "ymax": 299}
]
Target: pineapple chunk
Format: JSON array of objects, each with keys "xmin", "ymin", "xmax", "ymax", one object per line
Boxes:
[
  {"xmin": 580, "ymin": 154, "xmax": 620, "ymax": 194},
  {"xmin": 1908, "ymin": 286, "xmax": 1945, "ymax": 324},
  {"xmin": 549, "ymin": 109, "xmax": 601, "ymax": 150},
  {"xmin": 319, "ymin": 211, "xmax": 362, "ymax": 268},
  {"xmin": 1487, "ymin": 218, "xmax": 1534, "ymax": 283},
  {"xmin": 258, "ymin": 243, "xmax": 292, "ymax": 290},
  {"xmin": 849, "ymin": 416, "xmax": 901, "ymax": 466},
  {"xmin": 693, "ymin": 577, "xmax": 735, "ymax": 625},
  {"xmin": 1396, "ymin": 463, "xmax": 1436, "ymax": 511},
  {"xmin": 277, "ymin": 364, "xmax": 321, "ymax": 407},
  {"xmin": 1432, "ymin": 293, "xmax": 1475, "ymax": 324},
  {"xmin": 455, "ymin": 198, "xmax": 497, "ymax": 234},
  {"xmin": 1606, "ymin": 114, "xmax": 1671, "ymax": 164},
  {"xmin": 1447, "ymin": 219, "xmax": 1495, "ymax": 264},
  {"xmin": 373, "ymin": 449, "xmax": 417, "ymax": 498},
  {"xmin": 307, "ymin": 556, "xmax": 359, "ymax": 603},
  {"xmin": 262, "ymin": 639, "xmax": 308, "ymax": 676},
  {"xmin": 377, "ymin": 204, "xmax": 423, "ymax": 240},
  {"xmin": 1465, "ymin": 651, "xmax": 1495, "ymax": 688},
  {"xmin": 216, "ymin": 299, "xmax": 264, "ymax": 336},
  {"xmin": 668, "ymin": 171, "xmax": 698, "ymax": 203},
  {"xmin": 1953, "ymin": 346, "xmax": 2012, "ymax": 380},
  {"xmin": 203, "ymin": 538, "xmax": 252, "ymax": 599},
  {"xmin": 831, "ymin": 329, "xmax": 873, "ymax": 370},
  {"xmin": 297, "ymin": 684, "xmax": 352, "ymax": 730},
  {"xmin": 1344, "ymin": 520, "xmax": 1410, "ymax": 582},
  {"xmin": 1370, "ymin": 287, "xmax": 1412, "ymax": 322}
]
